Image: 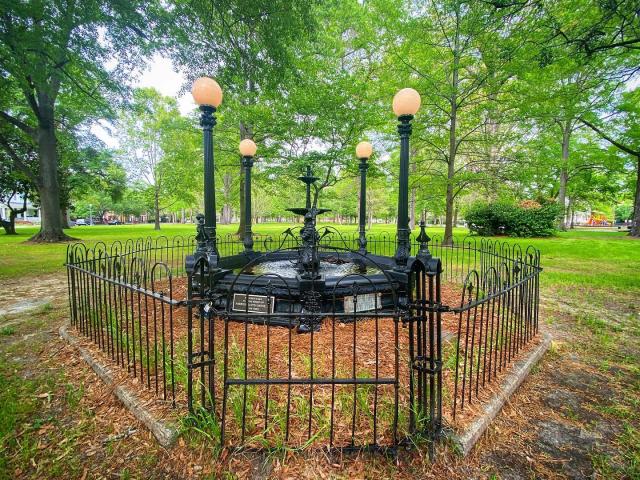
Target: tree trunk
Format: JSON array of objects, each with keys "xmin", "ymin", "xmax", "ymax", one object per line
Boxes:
[
  {"xmin": 444, "ymin": 20, "xmax": 460, "ymax": 247},
  {"xmin": 409, "ymin": 186, "xmax": 416, "ymax": 230},
  {"xmin": 29, "ymin": 117, "xmax": 74, "ymax": 242},
  {"xmin": 221, "ymin": 204, "xmax": 232, "ymax": 224},
  {"xmin": 444, "ymin": 183, "xmax": 455, "ymax": 244},
  {"xmin": 60, "ymin": 207, "xmax": 70, "ymax": 229},
  {"xmin": 409, "ymin": 157, "xmax": 417, "ymax": 230},
  {"xmin": 1, "ymin": 211, "xmax": 18, "ymax": 235},
  {"xmin": 444, "ymin": 109, "xmax": 457, "ymax": 245},
  {"xmin": 632, "ymin": 155, "xmax": 640, "ymax": 237},
  {"xmin": 570, "ymin": 202, "xmax": 575, "ymax": 229},
  {"xmin": 1, "ymin": 193, "xmax": 26, "ymax": 235},
  {"xmin": 557, "ymin": 123, "xmax": 571, "ymax": 231},
  {"xmin": 154, "ymin": 187, "xmax": 161, "ymax": 230}
]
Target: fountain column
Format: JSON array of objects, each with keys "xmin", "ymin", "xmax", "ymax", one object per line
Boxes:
[
  {"xmin": 286, "ymin": 167, "xmax": 332, "ymax": 333},
  {"xmin": 302, "ymin": 165, "xmax": 316, "ymax": 209}
]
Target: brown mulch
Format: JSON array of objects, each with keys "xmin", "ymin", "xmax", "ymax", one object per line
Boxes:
[
  {"xmin": 70, "ymin": 275, "xmax": 542, "ymax": 448},
  {"xmin": 6, "ymin": 270, "xmax": 635, "ymax": 479}
]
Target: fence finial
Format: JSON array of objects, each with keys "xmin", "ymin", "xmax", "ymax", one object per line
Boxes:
[{"xmin": 416, "ymin": 220, "xmax": 431, "ymax": 259}]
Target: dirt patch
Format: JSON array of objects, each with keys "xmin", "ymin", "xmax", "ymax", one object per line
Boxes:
[
  {"xmin": 484, "ymin": 450, "xmax": 535, "ymax": 480},
  {"xmin": 536, "ymin": 420, "xmax": 602, "ymax": 479},
  {"xmin": 0, "ymin": 273, "xmax": 64, "ymax": 312}
]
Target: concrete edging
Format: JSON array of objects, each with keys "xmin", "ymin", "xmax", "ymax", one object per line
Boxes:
[
  {"xmin": 59, "ymin": 325, "xmax": 179, "ymax": 448},
  {"xmin": 449, "ymin": 332, "xmax": 552, "ymax": 456}
]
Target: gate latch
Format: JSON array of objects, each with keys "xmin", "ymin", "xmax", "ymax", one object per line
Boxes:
[{"xmin": 411, "ymin": 356, "xmax": 442, "ymax": 374}]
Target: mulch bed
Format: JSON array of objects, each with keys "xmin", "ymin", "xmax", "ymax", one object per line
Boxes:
[{"xmin": 70, "ymin": 275, "xmax": 541, "ymax": 450}]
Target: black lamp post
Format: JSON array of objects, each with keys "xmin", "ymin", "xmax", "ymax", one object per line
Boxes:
[
  {"xmin": 239, "ymin": 139, "xmax": 257, "ymax": 252},
  {"xmin": 192, "ymin": 77, "xmax": 223, "ymax": 266},
  {"xmin": 356, "ymin": 141, "xmax": 373, "ymax": 253},
  {"xmin": 392, "ymin": 88, "xmax": 421, "ymax": 270}
]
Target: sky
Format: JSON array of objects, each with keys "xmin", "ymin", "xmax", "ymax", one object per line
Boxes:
[{"xmin": 92, "ymin": 54, "xmax": 192, "ymax": 148}]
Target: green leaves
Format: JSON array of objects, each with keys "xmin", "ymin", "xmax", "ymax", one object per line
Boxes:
[
  {"xmin": 465, "ymin": 200, "xmax": 562, "ymax": 237},
  {"xmin": 116, "ymin": 88, "xmax": 201, "ymax": 216}
]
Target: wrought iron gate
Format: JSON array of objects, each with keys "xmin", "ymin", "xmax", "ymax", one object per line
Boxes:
[{"xmin": 408, "ymin": 254, "xmax": 443, "ymax": 458}]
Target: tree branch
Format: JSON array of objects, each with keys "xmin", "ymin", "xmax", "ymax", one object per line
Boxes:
[
  {"xmin": 0, "ymin": 111, "xmax": 36, "ymax": 138},
  {"xmin": 579, "ymin": 117, "xmax": 640, "ymax": 157},
  {"xmin": 0, "ymin": 136, "xmax": 39, "ymax": 184}
]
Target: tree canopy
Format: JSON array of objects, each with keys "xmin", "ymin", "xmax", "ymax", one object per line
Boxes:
[{"xmin": 1, "ymin": 0, "xmax": 638, "ymax": 238}]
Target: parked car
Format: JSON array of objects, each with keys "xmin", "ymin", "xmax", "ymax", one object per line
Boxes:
[
  {"xmin": 108, "ymin": 219, "xmax": 122, "ymax": 225},
  {"xmin": 75, "ymin": 219, "xmax": 87, "ymax": 226}
]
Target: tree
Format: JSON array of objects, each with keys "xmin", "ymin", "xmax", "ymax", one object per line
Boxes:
[
  {"xmin": 514, "ymin": 32, "xmax": 633, "ymax": 229},
  {"xmin": 111, "ymin": 183, "xmax": 150, "ymax": 221},
  {"xmin": 487, "ymin": 0, "xmax": 640, "ymax": 56},
  {"xmin": 0, "ymin": 163, "xmax": 35, "ymax": 235},
  {"xmin": 261, "ymin": 1, "xmax": 387, "ymax": 214},
  {"xmin": 0, "ymin": 123, "xmax": 37, "ymax": 234},
  {"xmin": 117, "ymin": 88, "xmax": 199, "ymax": 230},
  {"xmin": 580, "ymin": 87, "xmax": 640, "ymax": 237},
  {"xmin": 0, "ymin": 0, "xmax": 162, "ymax": 241},
  {"xmin": 550, "ymin": 0, "xmax": 638, "ymax": 57},
  {"xmin": 169, "ymin": 0, "xmax": 317, "ymax": 235},
  {"xmin": 385, "ymin": 0, "xmax": 523, "ymax": 244}
]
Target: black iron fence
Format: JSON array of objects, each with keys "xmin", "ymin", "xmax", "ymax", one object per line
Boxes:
[
  {"xmin": 66, "ymin": 242, "xmax": 183, "ymax": 406},
  {"xmin": 65, "ymin": 230, "xmax": 541, "ymax": 453},
  {"xmin": 448, "ymin": 243, "xmax": 540, "ymax": 418}
]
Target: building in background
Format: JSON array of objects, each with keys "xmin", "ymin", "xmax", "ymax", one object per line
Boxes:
[{"xmin": 0, "ymin": 194, "xmax": 41, "ymax": 224}]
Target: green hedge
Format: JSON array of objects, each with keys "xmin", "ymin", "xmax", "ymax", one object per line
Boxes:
[{"xmin": 464, "ymin": 201, "xmax": 561, "ymax": 237}]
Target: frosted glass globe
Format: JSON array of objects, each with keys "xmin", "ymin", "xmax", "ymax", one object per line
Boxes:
[
  {"xmin": 392, "ymin": 88, "xmax": 421, "ymax": 116},
  {"xmin": 356, "ymin": 141, "xmax": 373, "ymax": 158},
  {"xmin": 239, "ymin": 138, "xmax": 257, "ymax": 157},
  {"xmin": 191, "ymin": 77, "xmax": 223, "ymax": 107}
]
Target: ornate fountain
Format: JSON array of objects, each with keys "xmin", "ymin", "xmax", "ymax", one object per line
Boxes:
[{"xmin": 186, "ymin": 78, "xmax": 423, "ymax": 331}]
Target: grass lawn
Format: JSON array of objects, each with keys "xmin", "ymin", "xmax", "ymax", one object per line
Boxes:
[
  {"xmin": 0, "ymin": 222, "xmax": 639, "ymax": 479},
  {"xmin": 1, "ymin": 223, "xmax": 638, "ymax": 292}
]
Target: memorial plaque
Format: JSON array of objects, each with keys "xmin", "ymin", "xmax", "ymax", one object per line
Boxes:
[
  {"xmin": 232, "ymin": 293, "xmax": 275, "ymax": 314},
  {"xmin": 344, "ymin": 293, "xmax": 380, "ymax": 313}
]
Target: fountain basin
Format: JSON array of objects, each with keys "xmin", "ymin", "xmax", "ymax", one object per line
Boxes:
[{"xmin": 197, "ymin": 249, "xmax": 399, "ymax": 327}]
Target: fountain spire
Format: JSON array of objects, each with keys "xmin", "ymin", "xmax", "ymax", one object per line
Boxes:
[
  {"xmin": 298, "ymin": 165, "xmax": 318, "ymax": 209},
  {"xmin": 287, "ymin": 166, "xmax": 330, "ymax": 279}
]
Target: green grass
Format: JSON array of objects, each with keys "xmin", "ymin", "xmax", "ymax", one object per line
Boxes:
[
  {"xmin": 0, "ymin": 327, "xmax": 16, "ymax": 336},
  {"xmin": 1, "ymin": 223, "xmax": 638, "ymax": 293},
  {"xmin": 0, "ymin": 223, "xmax": 638, "ymax": 477}
]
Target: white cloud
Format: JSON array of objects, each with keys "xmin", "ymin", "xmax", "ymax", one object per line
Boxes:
[
  {"xmin": 136, "ymin": 55, "xmax": 195, "ymax": 116},
  {"xmin": 92, "ymin": 54, "xmax": 197, "ymax": 147}
]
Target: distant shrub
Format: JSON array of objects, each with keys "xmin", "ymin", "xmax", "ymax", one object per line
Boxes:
[{"xmin": 464, "ymin": 200, "xmax": 561, "ymax": 237}]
